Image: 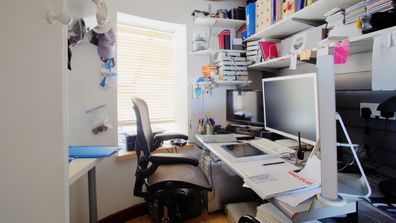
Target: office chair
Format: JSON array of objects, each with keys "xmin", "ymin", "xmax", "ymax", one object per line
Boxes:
[
  {"xmin": 238, "ymin": 215, "xmax": 260, "ymax": 223},
  {"xmin": 131, "ymin": 97, "xmax": 212, "ymax": 223}
]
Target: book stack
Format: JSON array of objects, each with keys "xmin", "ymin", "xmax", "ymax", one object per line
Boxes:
[
  {"xmin": 345, "ymin": 1, "xmax": 366, "ymax": 24},
  {"xmin": 254, "ymin": 0, "xmax": 317, "ymax": 34},
  {"xmin": 366, "ymin": 0, "xmax": 395, "ymax": 15},
  {"xmin": 216, "ymin": 51, "xmax": 248, "ymax": 81},
  {"xmin": 325, "ymin": 9, "xmax": 345, "ymax": 29}
]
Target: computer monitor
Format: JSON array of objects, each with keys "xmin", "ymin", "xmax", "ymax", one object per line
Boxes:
[
  {"xmin": 262, "ymin": 73, "xmax": 319, "ymax": 145},
  {"xmin": 226, "ymin": 90, "xmax": 264, "ymax": 126}
]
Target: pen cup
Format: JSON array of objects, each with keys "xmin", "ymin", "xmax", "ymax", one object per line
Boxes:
[
  {"xmin": 197, "ymin": 124, "xmax": 205, "ymax": 134},
  {"xmin": 206, "ymin": 125, "xmax": 214, "ymax": 135}
]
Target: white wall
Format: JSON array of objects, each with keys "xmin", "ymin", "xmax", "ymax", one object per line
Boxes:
[
  {"xmin": 0, "ymin": 0, "xmax": 68, "ymax": 223},
  {"xmin": 69, "ymin": 0, "xmax": 245, "ymax": 222}
]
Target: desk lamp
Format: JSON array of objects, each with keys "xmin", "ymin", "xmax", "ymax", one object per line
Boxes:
[{"xmin": 376, "ymin": 95, "xmax": 396, "ymax": 199}]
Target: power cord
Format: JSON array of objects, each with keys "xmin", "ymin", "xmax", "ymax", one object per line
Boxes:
[{"xmin": 362, "ymin": 118, "xmax": 389, "ymax": 167}]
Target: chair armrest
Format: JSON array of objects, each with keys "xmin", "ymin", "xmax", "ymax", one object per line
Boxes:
[
  {"xmin": 154, "ymin": 132, "xmax": 188, "ymax": 142},
  {"xmin": 149, "ymin": 153, "xmax": 198, "ymax": 166}
]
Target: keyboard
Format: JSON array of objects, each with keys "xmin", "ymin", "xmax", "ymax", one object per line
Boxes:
[
  {"xmin": 200, "ymin": 135, "xmax": 238, "ymax": 143},
  {"xmin": 249, "ymin": 138, "xmax": 292, "ymax": 155}
]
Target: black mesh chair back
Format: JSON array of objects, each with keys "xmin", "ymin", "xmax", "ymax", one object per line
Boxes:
[{"xmin": 132, "ymin": 97, "xmax": 154, "ymax": 164}]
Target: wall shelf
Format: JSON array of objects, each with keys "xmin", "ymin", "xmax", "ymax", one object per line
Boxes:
[
  {"xmin": 215, "ymin": 80, "xmax": 251, "ymax": 86},
  {"xmin": 248, "ymin": 25, "xmax": 396, "ymax": 70},
  {"xmin": 326, "ymin": 25, "xmax": 396, "ymax": 55},
  {"xmin": 194, "ymin": 80, "xmax": 251, "ymax": 86},
  {"xmin": 189, "ymin": 49, "xmax": 246, "ymax": 56},
  {"xmin": 244, "ymin": 0, "xmax": 362, "ymax": 41},
  {"xmin": 248, "ymin": 55, "xmax": 298, "ymax": 69},
  {"xmin": 194, "ymin": 17, "xmax": 246, "ymax": 29}
]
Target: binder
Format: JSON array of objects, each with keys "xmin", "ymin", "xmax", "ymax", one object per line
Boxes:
[
  {"xmin": 246, "ymin": 2, "xmax": 256, "ymax": 36},
  {"xmin": 218, "ymin": 30, "xmax": 231, "ymax": 50},
  {"xmin": 69, "ymin": 146, "xmax": 120, "ymax": 158},
  {"xmin": 297, "ymin": 0, "xmax": 305, "ymax": 11}
]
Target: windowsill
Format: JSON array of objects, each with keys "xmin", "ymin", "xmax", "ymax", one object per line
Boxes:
[{"xmin": 115, "ymin": 143, "xmax": 194, "ymax": 161}]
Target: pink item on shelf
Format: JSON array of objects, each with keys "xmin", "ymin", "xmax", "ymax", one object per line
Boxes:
[
  {"xmin": 334, "ymin": 40, "xmax": 350, "ymax": 64},
  {"xmin": 259, "ymin": 41, "xmax": 278, "ymax": 60}
]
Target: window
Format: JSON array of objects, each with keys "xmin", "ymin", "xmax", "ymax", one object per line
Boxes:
[{"xmin": 117, "ymin": 23, "xmax": 176, "ymax": 126}]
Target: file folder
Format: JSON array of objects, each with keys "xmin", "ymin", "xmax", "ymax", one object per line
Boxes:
[{"xmin": 69, "ymin": 146, "xmax": 120, "ymax": 158}]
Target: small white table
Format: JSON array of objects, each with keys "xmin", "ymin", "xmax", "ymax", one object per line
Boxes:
[{"xmin": 69, "ymin": 158, "xmax": 103, "ymax": 223}]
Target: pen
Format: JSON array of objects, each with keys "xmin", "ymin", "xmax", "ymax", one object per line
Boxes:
[
  {"xmin": 307, "ymin": 197, "xmax": 316, "ymax": 214},
  {"xmin": 262, "ymin": 161, "xmax": 285, "ymax": 166}
]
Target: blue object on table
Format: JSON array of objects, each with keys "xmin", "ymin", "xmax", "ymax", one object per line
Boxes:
[
  {"xmin": 69, "ymin": 146, "xmax": 120, "ymax": 158},
  {"xmin": 68, "ymin": 157, "xmax": 74, "ymax": 163},
  {"xmin": 246, "ymin": 2, "xmax": 256, "ymax": 37}
]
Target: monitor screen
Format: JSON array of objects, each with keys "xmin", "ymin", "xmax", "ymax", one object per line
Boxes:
[
  {"xmin": 262, "ymin": 73, "xmax": 318, "ymax": 145},
  {"xmin": 226, "ymin": 90, "xmax": 264, "ymax": 126}
]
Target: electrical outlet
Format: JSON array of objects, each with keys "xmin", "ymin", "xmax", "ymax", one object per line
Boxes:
[{"xmin": 360, "ymin": 102, "xmax": 396, "ymax": 120}]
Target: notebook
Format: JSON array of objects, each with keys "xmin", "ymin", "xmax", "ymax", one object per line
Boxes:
[{"xmin": 69, "ymin": 146, "xmax": 120, "ymax": 158}]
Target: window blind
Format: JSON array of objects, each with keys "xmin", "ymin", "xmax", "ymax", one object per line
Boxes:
[{"xmin": 117, "ymin": 23, "xmax": 176, "ymax": 126}]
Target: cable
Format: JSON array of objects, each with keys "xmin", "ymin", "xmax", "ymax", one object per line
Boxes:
[
  {"xmin": 209, "ymin": 158, "xmax": 216, "ymax": 201},
  {"xmin": 363, "ymin": 118, "xmax": 389, "ymax": 166}
]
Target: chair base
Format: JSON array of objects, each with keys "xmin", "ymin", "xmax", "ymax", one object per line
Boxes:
[{"xmin": 148, "ymin": 188, "xmax": 203, "ymax": 223}]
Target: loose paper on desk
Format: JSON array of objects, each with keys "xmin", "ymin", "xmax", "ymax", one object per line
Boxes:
[
  {"xmin": 275, "ymin": 155, "xmax": 321, "ymax": 207},
  {"xmin": 334, "ymin": 40, "xmax": 349, "ymax": 64},
  {"xmin": 244, "ymin": 158, "xmax": 320, "ymax": 199}
]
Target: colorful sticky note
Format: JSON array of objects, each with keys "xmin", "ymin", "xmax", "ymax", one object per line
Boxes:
[
  {"xmin": 299, "ymin": 49, "xmax": 312, "ymax": 61},
  {"xmin": 334, "ymin": 40, "xmax": 350, "ymax": 64}
]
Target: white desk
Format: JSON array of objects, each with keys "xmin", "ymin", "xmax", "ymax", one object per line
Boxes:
[
  {"xmin": 69, "ymin": 158, "xmax": 103, "ymax": 223},
  {"xmin": 195, "ymin": 134, "xmax": 357, "ymax": 222}
]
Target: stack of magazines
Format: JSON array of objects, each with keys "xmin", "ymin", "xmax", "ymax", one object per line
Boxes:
[
  {"xmin": 345, "ymin": 1, "xmax": 366, "ymax": 24},
  {"xmin": 366, "ymin": 0, "xmax": 395, "ymax": 15},
  {"xmin": 325, "ymin": 9, "xmax": 345, "ymax": 29}
]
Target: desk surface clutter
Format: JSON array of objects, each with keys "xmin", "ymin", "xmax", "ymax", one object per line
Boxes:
[{"xmin": 195, "ymin": 134, "xmax": 358, "ymax": 221}]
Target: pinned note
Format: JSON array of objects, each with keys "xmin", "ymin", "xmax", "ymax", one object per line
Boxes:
[
  {"xmin": 299, "ymin": 49, "xmax": 312, "ymax": 61},
  {"xmin": 334, "ymin": 40, "xmax": 350, "ymax": 64},
  {"xmin": 289, "ymin": 53, "xmax": 297, "ymax": 70}
]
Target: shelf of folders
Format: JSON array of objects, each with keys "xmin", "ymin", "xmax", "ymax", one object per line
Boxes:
[{"xmin": 198, "ymin": 117, "xmax": 216, "ymax": 135}]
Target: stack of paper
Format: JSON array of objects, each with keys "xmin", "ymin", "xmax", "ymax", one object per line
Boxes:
[
  {"xmin": 256, "ymin": 203, "xmax": 292, "ymax": 223},
  {"xmin": 345, "ymin": 1, "xmax": 366, "ymax": 24},
  {"xmin": 246, "ymin": 41, "xmax": 261, "ymax": 65},
  {"xmin": 275, "ymin": 156, "xmax": 321, "ymax": 207},
  {"xmin": 325, "ymin": 9, "xmax": 345, "ymax": 29},
  {"xmin": 243, "ymin": 157, "xmax": 320, "ymax": 200},
  {"xmin": 216, "ymin": 51, "xmax": 248, "ymax": 81}
]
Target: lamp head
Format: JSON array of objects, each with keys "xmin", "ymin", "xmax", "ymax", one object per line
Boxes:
[{"xmin": 377, "ymin": 95, "xmax": 396, "ymax": 119}]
